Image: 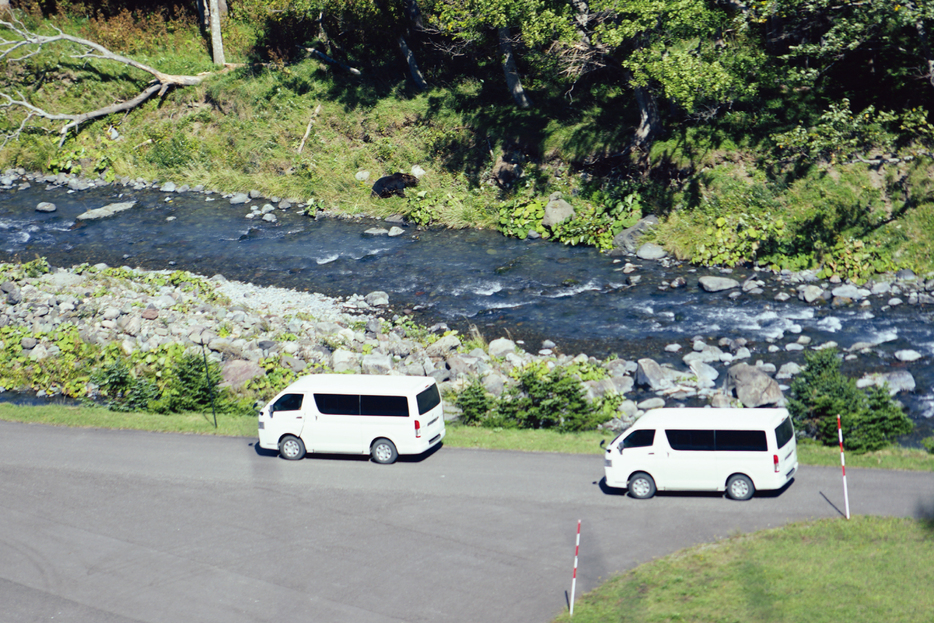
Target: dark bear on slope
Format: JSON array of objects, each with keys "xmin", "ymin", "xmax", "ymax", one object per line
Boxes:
[{"xmin": 371, "ymin": 172, "xmax": 419, "ymax": 198}]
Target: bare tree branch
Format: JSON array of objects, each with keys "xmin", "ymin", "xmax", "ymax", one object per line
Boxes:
[{"xmin": 1, "ymin": 16, "xmax": 229, "ymax": 145}]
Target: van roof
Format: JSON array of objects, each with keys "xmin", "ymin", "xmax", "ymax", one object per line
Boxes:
[
  {"xmin": 632, "ymin": 408, "xmax": 790, "ymax": 430},
  {"xmin": 283, "ymin": 374, "xmax": 437, "ymax": 395}
]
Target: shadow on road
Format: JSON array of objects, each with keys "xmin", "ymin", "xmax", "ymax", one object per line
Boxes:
[
  {"xmin": 596, "ymin": 476, "xmax": 795, "ymax": 501},
  {"xmin": 248, "ymin": 440, "xmax": 444, "ymax": 463}
]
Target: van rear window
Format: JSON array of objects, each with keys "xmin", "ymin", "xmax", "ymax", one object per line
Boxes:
[
  {"xmin": 361, "ymin": 395, "xmax": 409, "ymax": 417},
  {"xmin": 775, "ymin": 417, "xmax": 794, "ymax": 449},
  {"xmin": 716, "ymin": 430, "xmax": 768, "ymax": 452},
  {"xmin": 416, "ymin": 384, "xmax": 441, "ymax": 415}
]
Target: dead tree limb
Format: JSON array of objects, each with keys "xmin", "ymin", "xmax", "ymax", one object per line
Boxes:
[{"xmin": 0, "ymin": 17, "xmax": 228, "ymax": 145}]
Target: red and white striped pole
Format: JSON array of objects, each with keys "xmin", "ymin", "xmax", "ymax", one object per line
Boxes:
[
  {"xmin": 570, "ymin": 519, "xmax": 581, "ymax": 616},
  {"xmin": 837, "ymin": 414, "xmax": 850, "ymax": 520}
]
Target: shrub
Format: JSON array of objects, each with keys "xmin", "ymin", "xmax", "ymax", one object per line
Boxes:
[
  {"xmin": 494, "ymin": 365, "xmax": 604, "ymax": 432},
  {"xmin": 151, "ymin": 352, "xmax": 223, "ymax": 414},
  {"xmin": 454, "ymin": 381, "xmax": 493, "ymax": 426},
  {"xmin": 788, "ymin": 349, "xmax": 912, "ymax": 453},
  {"xmin": 91, "ymin": 357, "xmax": 161, "ymax": 412}
]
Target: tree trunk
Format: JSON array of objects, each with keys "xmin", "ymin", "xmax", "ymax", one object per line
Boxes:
[
  {"xmin": 633, "ymin": 84, "xmax": 660, "ymax": 146},
  {"xmin": 401, "ymin": 0, "xmax": 424, "ymax": 30},
  {"xmin": 398, "ymin": 36, "xmax": 428, "ymax": 90},
  {"xmin": 498, "ymin": 28, "xmax": 531, "ymax": 109},
  {"xmin": 209, "ymin": 0, "xmax": 225, "ymax": 66}
]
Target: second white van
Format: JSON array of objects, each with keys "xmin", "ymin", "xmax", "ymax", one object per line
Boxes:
[
  {"xmin": 258, "ymin": 374, "xmax": 445, "ymax": 464},
  {"xmin": 604, "ymin": 408, "xmax": 798, "ymax": 500}
]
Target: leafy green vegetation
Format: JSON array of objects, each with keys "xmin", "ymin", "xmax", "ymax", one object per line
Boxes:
[
  {"xmin": 453, "ymin": 361, "xmax": 619, "ymax": 432},
  {"xmin": 788, "ymin": 349, "xmax": 913, "ymax": 453},
  {"xmin": 553, "ymin": 516, "xmax": 934, "ymax": 623}
]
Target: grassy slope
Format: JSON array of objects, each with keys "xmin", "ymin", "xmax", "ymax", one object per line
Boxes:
[
  {"xmin": 2, "ymin": 403, "xmax": 932, "ymax": 471},
  {"xmin": 553, "ymin": 516, "xmax": 934, "ymax": 623}
]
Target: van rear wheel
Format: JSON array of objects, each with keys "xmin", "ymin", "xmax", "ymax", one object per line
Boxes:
[
  {"xmin": 726, "ymin": 474, "xmax": 754, "ymax": 501},
  {"xmin": 628, "ymin": 472, "xmax": 656, "ymax": 499},
  {"xmin": 371, "ymin": 438, "xmax": 398, "ymax": 465},
  {"xmin": 279, "ymin": 435, "xmax": 306, "ymax": 461}
]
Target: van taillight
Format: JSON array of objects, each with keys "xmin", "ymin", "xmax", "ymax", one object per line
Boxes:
[
  {"xmin": 415, "ymin": 420, "xmax": 421, "ymax": 438},
  {"xmin": 773, "ymin": 454, "xmax": 780, "ymax": 473}
]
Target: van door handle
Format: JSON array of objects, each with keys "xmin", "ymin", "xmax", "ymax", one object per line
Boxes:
[{"xmin": 648, "ymin": 452, "xmax": 655, "ymax": 455}]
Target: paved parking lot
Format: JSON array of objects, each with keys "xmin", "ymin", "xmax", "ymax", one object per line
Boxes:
[{"xmin": 2, "ymin": 421, "xmax": 932, "ymax": 623}]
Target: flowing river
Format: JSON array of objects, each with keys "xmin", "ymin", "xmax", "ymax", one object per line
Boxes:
[{"xmin": 1, "ymin": 178, "xmax": 932, "ymax": 439}]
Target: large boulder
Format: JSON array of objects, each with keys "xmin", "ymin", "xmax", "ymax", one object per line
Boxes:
[
  {"xmin": 426, "ymin": 334, "xmax": 461, "ymax": 357},
  {"xmin": 542, "ymin": 193, "xmax": 575, "ymax": 227},
  {"xmin": 362, "ymin": 353, "xmax": 392, "ymax": 375},
  {"xmin": 610, "ymin": 215, "xmax": 659, "ymax": 254},
  {"xmin": 488, "ymin": 337, "xmax": 516, "ymax": 358},
  {"xmin": 699, "ymin": 276, "xmax": 740, "ymax": 292},
  {"xmin": 635, "ymin": 358, "xmax": 691, "ymax": 391},
  {"xmin": 221, "ymin": 359, "xmax": 265, "ymax": 388},
  {"xmin": 856, "ymin": 370, "xmax": 916, "ymax": 395},
  {"xmin": 724, "ymin": 363, "xmax": 784, "ymax": 407}
]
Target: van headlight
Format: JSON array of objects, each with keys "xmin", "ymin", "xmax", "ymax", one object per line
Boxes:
[{"xmin": 604, "ymin": 458, "xmax": 613, "ymax": 468}]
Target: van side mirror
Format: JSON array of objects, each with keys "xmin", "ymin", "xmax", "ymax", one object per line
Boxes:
[{"xmin": 599, "ymin": 439, "xmax": 606, "ymax": 449}]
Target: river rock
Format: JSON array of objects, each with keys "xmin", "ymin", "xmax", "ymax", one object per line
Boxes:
[
  {"xmin": 542, "ymin": 194, "xmax": 575, "ymax": 227},
  {"xmin": 724, "ymin": 363, "xmax": 784, "ymax": 407},
  {"xmin": 426, "ymin": 334, "xmax": 461, "ymax": 356},
  {"xmin": 483, "ymin": 373, "xmax": 506, "ymax": 396},
  {"xmin": 488, "ymin": 337, "xmax": 516, "ymax": 358},
  {"xmin": 21, "ymin": 336, "xmax": 37, "ymax": 350},
  {"xmin": 76, "ymin": 201, "xmax": 136, "ymax": 220},
  {"xmin": 160, "ymin": 182, "xmax": 176, "ymax": 193},
  {"xmin": 636, "ymin": 358, "xmax": 675, "ymax": 391},
  {"xmin": 363, "ymin": 227, "xmax": 389, "ymax": 237},
  {"xmin": 331, "ymin": 349, "xmax": 360, "ymax": 372},
  {"xmin": 799, "ymin": 285, "xmax": 825, "ymax": 303},
  {"xmin": 610, "ymin": 216, "xmax": 659, "ymax": 254},
  {"xmin": 635, "ymin": 243, "xmax": 667, "ymax": 261},
  {"xmin": 689, "ymin": 361, "xmax": 719, "ymax": 388},
  {"xmin": 856, "ymin": 370, "xmax": 915, "ymax": 395},
  {"xmin": 776, "ymin": 362, "xmax": 803, "ymax": 380},
  {"xmin": 360, "ymin": 353, "xmax": 391, "ymax": 375},
  {"xmin": 698, "ymin": 276, "xmax": 740, "ymax": 292},
  {"xmin": 36, "ymin": 202, "xmax": 57, "ymax": 212},
  {"xmin": 638, "ymin": 397, "xmax": 665, "ymax": 410},
  {"xmin": 29, "ymin": 343, "xmax": 50, "ymax": 361},
  {"xmin": 894, "ymin": 349, "xmax": 922, "ymax": 362},
  {"xmin": 365, "ymin": 291, "xmax": 389, "ymax": 306},
  {"xmin": 388, "ymin": 226, "xmax": 405, "ymax": 237}
]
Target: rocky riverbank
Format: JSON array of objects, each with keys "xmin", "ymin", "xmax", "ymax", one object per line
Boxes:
[{"xmin": 0, "ymin": 257, "xmax": 927, "ymax": 433}]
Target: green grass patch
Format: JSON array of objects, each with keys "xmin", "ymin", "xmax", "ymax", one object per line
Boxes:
[
  {"xmin": 442, "ymin": 424, "xmax": 609, "ymax": 454},
  {"xmin": 3, "ymin": 404, "xmax": 931, "ymax": 471},
  {"xmin": 553, "ymin": 516, "xmax": 934, "ymax": 623},
  {"xmin": 795, "ymin": 439, "xmax": 934, "ymax": 472},
  {"xmin": 0, "ymin": 402, "xmax": 257, "ymax": 437}
]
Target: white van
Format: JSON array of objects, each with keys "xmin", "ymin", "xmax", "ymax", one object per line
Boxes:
[
  {"xmin": 604, "ymin": 408, "xmax": 798, "ymax": 500},
  {"xmin": 257, "ymin": 374, "xmax": 446, "ymax": 464}
]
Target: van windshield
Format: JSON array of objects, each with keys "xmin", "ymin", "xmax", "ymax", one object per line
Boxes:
[
  {"xmin": 416, "ymin": 384, "xmax": 441, "ymax": 415},
  {"xmin": 775, "ymin": 417, "xmax": 794, "ymax": 449}
]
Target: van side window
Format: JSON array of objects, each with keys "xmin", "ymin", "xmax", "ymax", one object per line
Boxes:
[
  {"xmin": 716, "ymin": 430, "xmax": 768, "ymax": 452},
  {"xmin": 272, "ymin": 393, "xmax": 303, "ymax": 412},
  {"xmin": 315, "ymin": 394, "xmax": 359, "ymax": 415},
  {"xmin": 360, "ymin": 395, "xmax": 409, "ymax": 417},
  {"xmin": 774, "ymin": 417, "xmax": 794, "ymax": 449},
  {"xmin": 622, "ymin": 429, "xmax": 655, "ymax": 449},
  {"xmin": 666, "ymin": 429, "xmax": 715, "ymax": 451},
  {"xmin": 416, "ymin": 384, "xmax": 441, "ymax": 415}
]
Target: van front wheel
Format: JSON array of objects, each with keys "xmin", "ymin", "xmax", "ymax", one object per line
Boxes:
[
  {"xmin": 628, "ymin": 472, "xmax": 656, "ymax": 499},
  {"xmin": 371, "ymin": 438, "xmax": 398, "ymax": 465},
  {"xmin": 726, "ymin": 474, "xmax": 754, "ymax": 501},
  {"xmin": 279, "ymin": 435, "xmax": 306, "ymax": 460}
]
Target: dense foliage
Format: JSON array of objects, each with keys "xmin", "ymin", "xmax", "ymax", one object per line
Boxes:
[
  {"xmin": 787, "ymin": 349, "xmax": 913, "ymax": 453},
  {"xmin": 454, "ymin": 362, "xmax": 618, "ymax": 432}
]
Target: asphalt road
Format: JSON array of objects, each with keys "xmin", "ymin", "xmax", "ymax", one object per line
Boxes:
[{"xmin": 1, "ymin": 421, "xmax": 932, "ymax": 623}]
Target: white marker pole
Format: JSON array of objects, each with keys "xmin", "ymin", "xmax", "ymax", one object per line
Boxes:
[
  {"xmin": 837, "ymin": 414, "xmax": 850, "ymax": 520},
  {"xmin": 570, "ymin": 519, "xmax": 581, "ymax": 616}
]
